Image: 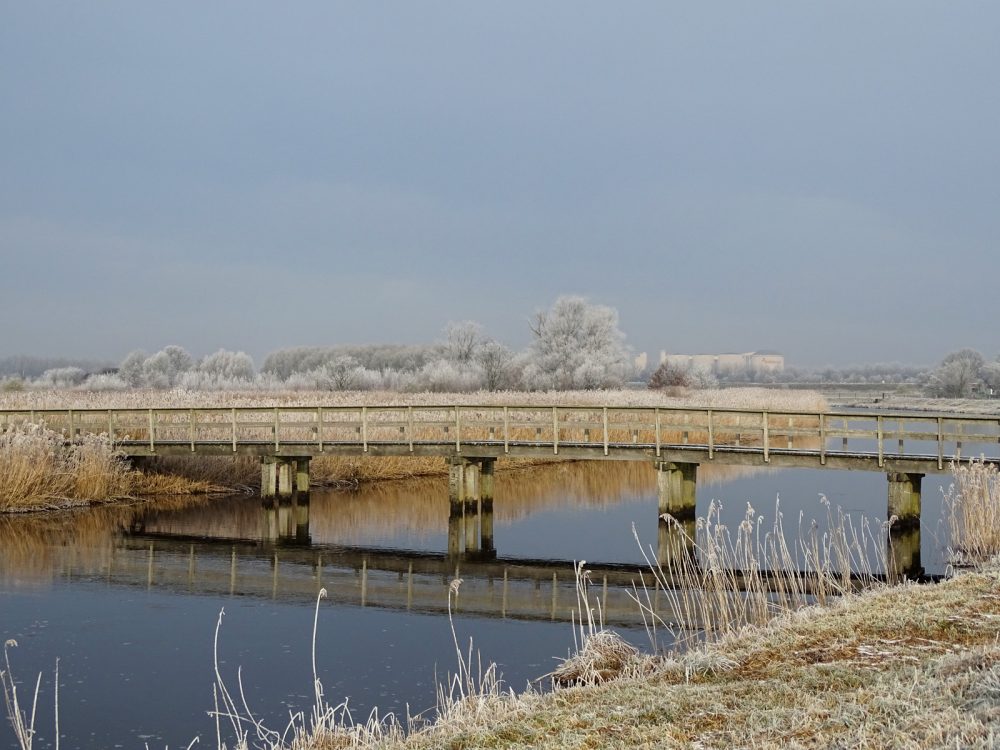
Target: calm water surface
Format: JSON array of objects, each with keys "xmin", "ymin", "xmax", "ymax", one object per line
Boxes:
[{"xmin": 0, "ymin": 460, "xmax": 951, "ymax": 749}]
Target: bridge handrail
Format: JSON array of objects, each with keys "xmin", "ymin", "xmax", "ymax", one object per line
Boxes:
[{"xmin": 1, "ymin": 404, "xmax": 997, "ymax": 470}]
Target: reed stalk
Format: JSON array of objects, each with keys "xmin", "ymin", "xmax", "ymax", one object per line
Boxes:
[{"xmin": 943, "ymin": 458, "xmax": 1000, "ymax": 566}]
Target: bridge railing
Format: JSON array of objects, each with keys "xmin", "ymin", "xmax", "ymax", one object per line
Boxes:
[{"xmin": 1, "ymin": 405, "xmax": 998, "ymax": 466}]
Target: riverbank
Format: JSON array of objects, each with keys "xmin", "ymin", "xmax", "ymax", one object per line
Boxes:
[
  {"xmin": 0, "ymin": 388, "xmax": 827, "ymax": 512},
  {"xmin": 305, "ymin": 566, "xmax": 1000, "ymax": 749}
]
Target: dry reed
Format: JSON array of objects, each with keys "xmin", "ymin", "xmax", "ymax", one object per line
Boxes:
[
  {"xmin": 0, "ymin": 423, "xmax": 222, "ymax": 512},
  {"xmin": 943, "ymin": 458, "xmax": 1000, "ymax": 566},
  {"xmin": 632, "ymin": 498, "xmax": 889, "ymax": 652}
]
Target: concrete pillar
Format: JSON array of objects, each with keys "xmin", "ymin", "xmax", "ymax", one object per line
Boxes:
[
  {"xmin": 655, "ymin": 462, "xmax": 698, "ymax": 521},
  {"xmin": 480, "ymin": 458, "xmax": 495, "ymax": 503},
  {"xmin": 295, "ymin": 458, "xmax": 311, "ymax": 495},
  {"xmin": 448, "ymin": 459, "xmax": 465, "ymax": 503},
  {"xmin": 888, "ymin": 526, "xmax": 923, "ymax": 581},
  {"xmin": 887, "ymin": 472, "xmax": 922, "ymax": 529},
  {"xmin": 276, "ymin": 459, "xmax": 294, "ymax": 498},
  {"xmin": 463, "ymin": 460, "xmax": 480, "ymax": 501},
  {"xmin": 261, "ymin": 457, "xmax": 278, "ymax": 499}
]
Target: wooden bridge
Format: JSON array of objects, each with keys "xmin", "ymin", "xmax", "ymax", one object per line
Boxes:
[{"xmin": 4, "ymin": 404, "xmax": 999, "ymax": 529}]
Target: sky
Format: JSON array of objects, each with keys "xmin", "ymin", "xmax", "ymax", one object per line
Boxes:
[{"xmin": 1, "ymin": 2, "xmax": 998, "ymax": 369}]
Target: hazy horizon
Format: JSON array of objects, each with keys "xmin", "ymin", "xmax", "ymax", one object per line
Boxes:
[{"xmin": 3, "ymin": 3, "xmax": 997, "ymax": 368}]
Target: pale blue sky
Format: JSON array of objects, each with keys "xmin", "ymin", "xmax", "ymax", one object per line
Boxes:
[{"xmin": 2, "ymin": 2, "xmax": 997, "ymax": 367}]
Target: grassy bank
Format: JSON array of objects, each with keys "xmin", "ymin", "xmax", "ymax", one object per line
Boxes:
[
  {"xmin": 366, "ymin": 567, "xmax": 1000, "ymax": 750},
  {"xmin": 0, "ymin": 388, "xmax": 827, "ymax": 512}
]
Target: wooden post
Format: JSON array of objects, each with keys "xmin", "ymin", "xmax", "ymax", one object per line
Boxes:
[
  {"xmin": 603, "ymin": 407, "xmax": 609, "ymax": 456},
  {"xmin": 503, "ymin": 406, "xmax": 509, "ymax": 454},
  {"xmin": 762, "ymin": 411, "xmax": 769, "ymax": 463},
  {"xmin": 819, "ymin": 413, "xmax": 826, "ymax": 465},
  {"xmin": 877, "ymin": 415, "xmax": 884, "ymax": 467},
  {"xmin": 552, "ymin": 406, "xmax": 559, "ymax": 455}
]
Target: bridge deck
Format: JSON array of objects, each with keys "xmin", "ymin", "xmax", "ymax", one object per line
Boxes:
[{"xmin": 3, "ymin": 404, "xmax": 999, "ymax": 473}]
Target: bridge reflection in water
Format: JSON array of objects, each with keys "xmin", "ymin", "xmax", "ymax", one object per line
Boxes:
[
  {"xmin": 120, "ymin": 461, "xmax": 924, "ymax": 624},
  {"xmin": 0, "ymin": 462, "xmax": 924, "ymax": 628}
]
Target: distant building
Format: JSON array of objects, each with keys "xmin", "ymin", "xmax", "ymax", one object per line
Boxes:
[
  {"xmin": 634, "ymin": 352, "xmax": 648, "ymax": 373},
  {"xmin": 659, "ymin": 351, "xmax": 784, "ymax": 376}
]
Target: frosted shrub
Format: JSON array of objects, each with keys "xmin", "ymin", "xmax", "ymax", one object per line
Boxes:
[
  {"xmin": 409, "ymin": 360, "xmax": 485, "ymax": 393},
  {"xmin": 177, "ymin": 371, "xmax": 256, "ymax": 391},
  {"xmin": 34, "ymin": 367, "xmax": 87, "ymax": 388},
  {"xmin": 81, "ymin": 373, "xmax": 128, "ymax": 391}
]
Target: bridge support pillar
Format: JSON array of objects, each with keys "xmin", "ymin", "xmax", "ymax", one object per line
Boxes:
[
  {"xmin": 295, "ymin": 458, "xmax": 311, "ymax": 496},
  {"xmin": 261, "ymin": 457, "xmax": 306, "ymax": 499},
  {"xmin": 887, "ymin": 472, "xmax": 922, "ymax": 529},
  {"xmin": 448, "ymin": 458, "xmax": 467, "ymax": 502},
  {"xmin": 480, "ymin": 458, "xmax": 495, "ymax": 502},
  {"xmin": 655, "ymin": 462, "xmax": 698, "ymax": 521},
  {"xmin": 888, "ymin": 526, "xmax": 922, "ymax": 581},
  {"xmin": 657, "ymin": 515, "xmax": 696, "ymax": 569},
  {"xmin": 446, "ymin": 458, "xmax": 498, "ymax": 560}
]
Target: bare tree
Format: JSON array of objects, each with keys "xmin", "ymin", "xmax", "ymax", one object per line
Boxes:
[
  {"xmin": 442, "ymin": 321, "xmax": 484, "ymax": 364},
  {"xmin": 477, "ymin": 341, "xmax": 512, "ymax": 391}
]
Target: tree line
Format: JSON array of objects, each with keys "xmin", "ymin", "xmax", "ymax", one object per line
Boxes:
[{"xmin": 1, "ymin": 296, "xmax": 636, "ymax": 393}]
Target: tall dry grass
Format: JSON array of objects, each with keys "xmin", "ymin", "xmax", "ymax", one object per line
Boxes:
[
  {"xmin": 631, "ymin": 498, "xmax": 889, "ymax": 651},
  {"xmin": 0, "ymin": 386, "xmax": 829, "ymax": 413},
  {"xmin": 943, "ymin": 459, "xmax": 1000, "ymax": 566},
  {"xmin": 0, "ymin": 423, "xmax": 221, "ymax": 512}
]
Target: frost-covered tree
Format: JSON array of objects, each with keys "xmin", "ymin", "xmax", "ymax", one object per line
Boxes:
[
  {"xmin": 119, "ymin": 350, "xmax": 147, "ymax": 387},
  {"xmin": 142, "ymin": 345, "xmax": 194, "ymax": 388},
  {"xmin": 442, "ymin": 321, "xmax": 484, "ymax": 364},
  {"xmin": 928, "ymin": 349, "xmax": 985, "ymax": 397},
  {"xmin": 981, "ymin": 359, "xmax": 1000, "ymax": 395},
  {"xmin": 477, "ymin": 341, "xmax": 513, "ymax": 391},
  {"xmin": 523, "ymin": 296, "xmax": 631, "ymax": 390},
  {"xmin": 198, "ymin": 349, "xmax": 256, "ymax": 381}
]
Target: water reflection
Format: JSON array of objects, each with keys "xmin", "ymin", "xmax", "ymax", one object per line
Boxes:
[
  {"xmin": 0, "ymin": 458, "xmax": 944, "ymax": 749},
  {"xmin": 0, "ymin": 460, "xmax": 931, "ymax": 629}
]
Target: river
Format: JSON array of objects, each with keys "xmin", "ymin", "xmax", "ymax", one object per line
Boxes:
[{"xmin": 0, "ymin": 459, "xmax": 952, "ymax": 749}]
